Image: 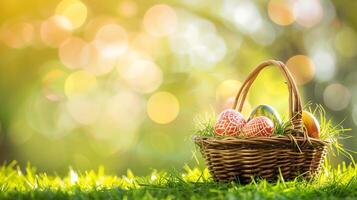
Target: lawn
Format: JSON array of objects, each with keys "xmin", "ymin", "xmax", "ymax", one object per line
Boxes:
[{"xmin": 0, "ymin": 161, "xmax": 356, "ymax": 200}]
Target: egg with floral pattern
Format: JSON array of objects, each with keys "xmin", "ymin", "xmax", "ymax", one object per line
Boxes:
[
  {"xmin": 214, "ymin": 109, "xmax": 246, "ymax": 136},
  {"xmin": 241, "ymin": 116, "xmax": 274, "ymax": 137}
]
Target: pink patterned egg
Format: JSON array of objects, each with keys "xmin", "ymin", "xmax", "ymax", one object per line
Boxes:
[
  {"xmin": 214, "ymin": 109, "xmax": 246, "ymax": 136},
  {"xmin": 241, "ymin": 116, "xmax": 274, "ymax": 137}
]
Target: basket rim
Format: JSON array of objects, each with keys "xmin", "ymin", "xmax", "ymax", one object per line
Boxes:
[{"xmin": 192, "ymin": 135, "xmax": 329, "ymax": 148}]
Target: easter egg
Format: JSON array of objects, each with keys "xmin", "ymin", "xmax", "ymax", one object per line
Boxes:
[
  {"xmin": 214, "ymin": 109, "xmax": 246, "ymax": 136},
  {"xmin": 241, "ymin": 116, "xmax": 274, "ymax": 137},
  {"xmin": 302, "ymin": 111, "xmax": 320, "ymax": 138},
  {"xmin": 249, "ymin": 105, "xmax": 282, "ymax": 126}
]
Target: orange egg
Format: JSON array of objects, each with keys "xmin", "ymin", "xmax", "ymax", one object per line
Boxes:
[{"xmin": 302, "ymin": 111, "xmax": 320, "ymax": 138}]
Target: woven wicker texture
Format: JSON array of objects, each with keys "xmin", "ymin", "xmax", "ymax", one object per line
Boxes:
[{"xmin": 194, "ymin": 60, "xmax": 328, "ymax": 183}]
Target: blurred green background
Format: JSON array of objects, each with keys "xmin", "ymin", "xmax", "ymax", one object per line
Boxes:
[{"xmin": 0, "ymin": 0, "xmax": 356, "ymax": 175}]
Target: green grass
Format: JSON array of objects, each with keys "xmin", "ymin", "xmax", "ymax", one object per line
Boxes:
[{"xmin": 0, "ymin": 161, "xmax": 356, "ymax": 200}]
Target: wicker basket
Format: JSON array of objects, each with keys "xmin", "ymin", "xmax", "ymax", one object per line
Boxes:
[{"xmin": 194, "ymin": 60, "xmax": 328, "ymax": 183}]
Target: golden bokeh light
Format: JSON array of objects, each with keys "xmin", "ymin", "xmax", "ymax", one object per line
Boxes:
[
  {"xmin": 42, "ymin": 69, "xmax": 66, "ymax": 85},
  {"xmin": 66, "ymin": 96, "xmax": 100, "ymax": 125},
  {"xmin": 105, "ymin": 90, "xmax": 145, "ymax": 130},
  {"xmin": 216, "ymin": 80, "xmax": 241, "ymax": 101},
  {"xmin": 241, "ymin": 101, "xmax": 252, "ymax": 118},
  {"xmin": 334, "ymin": 27, "xmax": 357, "ymax": 58},
  {"xmin": 40, "ymin": 15, "xmax": 72, "ymax": 47},
  {"xmin": 0, "ymin": 22, "xmax": 34, "ymax": 48},
  {"xmin": 80, "ymin": 43, "xmax": 116, "ymax": 75},
  {"xmin": 147, "ymin": 92, "xmax": 180, "ymax": 124},
  {"xmin": 131, "ymin": 32, "xmax": 159, "ymax": 57},
  {"xmin": 169, "ymin": 16, "xmax": 227, "ymax": 69},
  {"xmin": 94, "ymin": 23, "xmax": 128, "ymax": 59},
  {"xmin": 86, "ymin": 92, "xmax": 143, "ymax": 151},
  {"xmin": 231, "ymin": 1, "xmax": 262, "ymax": 34},
  {"xmin": 293, "ymin": 0, "xmax": 323, "ymax": 28},
  {"xmin": 64, "ymin": 70, "xmax": 97, "ymax": 98},
  {"xmin": 143, "ymin": 4, "xmax": 177, "ymax": 37},
  {"xmin": 119, "ymin": 59, "xmax": 163, "ymax": 94},
  {"xmin": 56, "ymin": 0, "xmax": 88, "ymax": 30},
  {"xmin": 215, "ymin": 80, "xmax": 253, "ymax": 117},
  {"xmin": 268, "ymin": 0, "xmax": 295, "ymax": 26},
  {"xmin": 311, "ymin": 47, "xmax": 336, "ymax": 82},
  {"xmin": 323, "ymin": 83, "xmax": 351, "ymax": 111},
  {"xmin": 59, "ymin": 36, "xmax": 87, "ymax": 69},
  {"xmin": 28, "ymin": 20, "xmax": 47, "ymax": 48},
  {"xmin": 117, "ymin": 0, "xmax": 138, "ymax": 18},
  {"xmin": 42, "ymin": 69, "xmax": 67, "ymax": 101},
  {"xmin": 83, "ymin": 16, "xmax": 117, "ymax": 41},
  {"xmin": 88, "ymin": 119, "xmax": 139, "ymax": 152},
  {"xmin": 85, "ymin": 89, "xmax": 145, "ymax": 140},
  {"xmin": 286, "ymin": 55, "xmax": 315, "ymax": 85}
]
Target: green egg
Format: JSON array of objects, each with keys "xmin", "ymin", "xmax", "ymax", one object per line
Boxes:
[{"xmin": 248, "ymin": 105, "xmax": 282, "ymax": 125}]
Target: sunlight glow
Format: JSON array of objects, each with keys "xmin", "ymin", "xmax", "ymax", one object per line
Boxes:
[
  {"xmin": 69, "ymin": 169, "xmax": 79, "ymax": 184},
  {"xmin": 25, "ymin": 93, "xmax": 75, "ymax": 139},
  {"xmin": 147, "ymin": 92, "xmax": 180, "ymax": 124},
  {"xmin": 293, "ymin": 0, "xmax": 323, "ymax": 28},
  {"xmin": 286, "ymin": 55, "xmax": 315, "ymax": 85},
  {"xmin": 0, "ymin": 22, "xmax": 34, "ymax": 48},
  {"xmin": 94, "ymin": 23, "xmax": 128, "ymax": 59},
  {"xmin": 268, "ymin": 0, "xmax": 295, "ymax": 26},
  {"xmin": 169, "ymin": 16, "xmax": 226, "ymax": 69},
  {"xmin": 56, "ymin": 0, "xmax": 88, "ymax": 30},
  {"xmin": 42, "ymin": 69, "xmax": 67, "ymax": 101},
  {"xmin": 118, "ymin": 59, "xmax": 163, "ymax": 94},
  {"xmin": 80, "ymin": 43, "xmax": 116, "ymax": 75},
  {"xmin": 334, "ymin": 27, "xmax": 357, "ymax": 58},
  {"xmin": 216, "ymin": 80, "xmax": 241, "ymax": 102},
  {"xmin": 106, "ymin": 91, "xmax": 145, "ymax": 129},
  {"xmin": 117, "ymin": 0, "xmax": 138, "ymax": 18},
  {"xmin": 131, "ymin": 32, "xmax": 159, "ymax": 57},
  {"xmin": 221, "ymin": 0, "xmax": 262, "ymax": 34},
  {"xmin": 66, "ymin": 96, "xmax": 100, "ymax": 125},
  {"xmin": 215, "ymin": 80, "xmax": 252, "ymax": 116},
  {"xmin": 83, "ymin": 16, "xmax": 117, "ymax": 41},
  {"xmin": 310, "ymin": 46, "xmax": 336, "ymax": 82},
  {"xmin": 143, "ymin": 4, "xmax": 177, "ymax": 37},
  {"xmin": 251, "ymin": 22, "xmax": 276, "ymax": 46},
  {"xmin": 40, "ymin": 15, "xmax": 71, "ymax": 47},
  {"xmin": 59, "ymin": 36, "xmax": 87, "ymax": 69},
  {"xmin": 64, "ymin": 70, "xmax": 97, "ymax": 98},
  {"xmin": 323, "ymin": 83, "xmax": 351, "ymax": 111}
]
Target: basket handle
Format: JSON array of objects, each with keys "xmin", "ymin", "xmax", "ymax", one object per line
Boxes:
[{"xmin": 232, "ymin": 60, "xmax": 304, "ymax": 136}]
